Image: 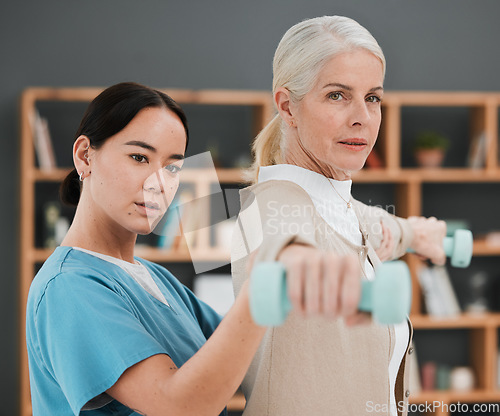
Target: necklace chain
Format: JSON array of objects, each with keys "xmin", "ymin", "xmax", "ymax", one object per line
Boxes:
[{"xmin": 328, "ymin": 179, "xmax": 352, "ymax": 209}]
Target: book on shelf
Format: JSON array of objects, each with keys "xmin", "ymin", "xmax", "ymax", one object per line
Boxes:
[
  {"xmin": 420, "ymin": 361, "xmax": 454, "ymax": 391},
  {"xmin": 156, "ymin": 195, "xmax": 184, "ymax": 250},
  {"xmin": 420, "ymin": 361, "xmax": 436, "ymax": 391},
  {"xmin": 435, "ymin": 364, "xmax": 451, "ymax": 390},
  {"xmin": 156, "ymin": 190, "xmax": 198, "ymax": 251},
  {"xmin": 467, "ymin": 131, "xmax": 486, "ymax": 169},
  {"xmin": 214, "ymin": 218, "xmax": 237, "ymax": 252},
  {"xmin": 178, "ymin": 190, "xmax": 202, "ymax": 251},
  {"xmin": 417, "ymin": 266, "xmax": 461, "ymax": 318},
  {"xmin": 30, "ymin": 110, "xmax": 56, "ymax": 170}
]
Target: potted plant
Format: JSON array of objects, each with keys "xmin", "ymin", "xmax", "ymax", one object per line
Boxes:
[{"xmin": 413, "ymin": 130, "xmax": 450, "ymax": 168}]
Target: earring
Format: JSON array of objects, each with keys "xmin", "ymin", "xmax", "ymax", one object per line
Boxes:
[{"xmin": 79, "ymin": 172, "xmax": 83, "ymax": 182}]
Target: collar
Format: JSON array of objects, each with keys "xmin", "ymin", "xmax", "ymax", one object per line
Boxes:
[{"xmin": 258, "ymin": 164, "xmax": 353, "ymax": 208}]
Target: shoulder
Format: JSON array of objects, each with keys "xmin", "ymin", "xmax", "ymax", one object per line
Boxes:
[
  {"xmin": 351, "ymin": 198, "xmax": 370, "ymax": 217},
  {"xmin": 28, "ymin": 247, "xmax": 125, "ymax": 314},
  {"xmin": 240, "ymin": 180, "xmax": 314, "ymax": 209},
  {"xmin": 351, "ymin": 198, "xmax": 394, "ymax": 222}
]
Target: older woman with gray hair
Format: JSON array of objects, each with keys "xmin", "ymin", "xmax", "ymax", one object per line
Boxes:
[{"xmin": 232, "ymin": 16, "xmax": 446, "ymax": 416}]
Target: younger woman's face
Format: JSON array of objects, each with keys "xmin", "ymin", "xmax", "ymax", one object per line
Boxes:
[{"xmin": 86, "ymin": 107, "xmax": 187, "ymax": 236}]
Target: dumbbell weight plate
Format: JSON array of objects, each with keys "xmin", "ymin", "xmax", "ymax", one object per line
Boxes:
[
  {"xmin": 370, "ymin": 261, "xmax": 412, "ymax": 324},
  {"xmin": 250, "ymin": 262, "xmax": 291, "ymax": 326},
  {"xmin": 449, "ymin": 229, "xmax": 473, "ymax": 268}
]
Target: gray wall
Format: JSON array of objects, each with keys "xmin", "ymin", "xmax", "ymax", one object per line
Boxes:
[{"xmin": 2, "ymin": 1, "xmax": 500, "ymax": 414}]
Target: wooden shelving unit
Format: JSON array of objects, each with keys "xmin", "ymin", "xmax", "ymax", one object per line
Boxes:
[
  {"xmin": 365, "ymin": 91, "xmax": 500, "ymax": 416},
  {"xmin": 19, "ymin": 88, "xmax": 500, "ymax": 416}
]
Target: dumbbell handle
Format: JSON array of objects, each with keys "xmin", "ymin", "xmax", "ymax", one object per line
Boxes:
[
  {"xmin": 250, "ymin": 261, "xmax": 411, "ymax": 326},
  {"xmin": 407, "ymin": 235, "xmax": 459, "ymax": 256},
  {"xmin": 265, "ymin": 274, "xmax": 385, "ymax": 316},
  {"xmin": 442, "ymin": 237, "xmax": 455, "ymax": 257},
  {"xmin": 407, "ymin": 229, "xmax": 473, "ymax": 268},
  {"xmin": 271, "ymin": 278, "xmax": 375, "ymax": 318}
]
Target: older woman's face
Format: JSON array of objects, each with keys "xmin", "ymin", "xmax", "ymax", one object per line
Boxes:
[{"xmin": 291, "ymin": 49, "xmax": 384, "ymax": 176}]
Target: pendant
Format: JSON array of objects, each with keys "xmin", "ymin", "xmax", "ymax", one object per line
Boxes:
[{"xmin": 347, "ymin": 202, "xmax": 352, "ymax": 209}]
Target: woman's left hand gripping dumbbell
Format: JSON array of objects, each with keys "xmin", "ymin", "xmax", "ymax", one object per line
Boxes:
[
  {"xmin": 408, "ymin": 216, "xmax": 447, "ymax": 265},
  {"xmin": 249, "ymin": 243, "xmax": 370, "ymax": 327}
]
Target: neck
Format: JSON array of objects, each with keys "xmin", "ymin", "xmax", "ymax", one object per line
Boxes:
[
  {"xmin": 61, "ymin": 195, "xmax": 137, "ymax": 263},
  {"xmin": 283, "ymin": 132, "xmax": 351, "ymax": 181}
]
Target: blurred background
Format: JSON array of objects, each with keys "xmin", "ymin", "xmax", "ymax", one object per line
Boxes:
[{"xmin": 2, "ymin": 1, "xmax": 500, "ymax": 414}]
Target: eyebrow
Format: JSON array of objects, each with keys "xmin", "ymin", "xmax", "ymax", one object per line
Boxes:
[
  {"xmin": 124, "ymin": 140, "xmax": 157, "ymax": 152},
  {"xmin": 322, "ymin": 83, "xmax": 384, "ymax": 93},
  {"xmin": 124, "ymin": 140, "xmax": 185, "ymax": 160}
]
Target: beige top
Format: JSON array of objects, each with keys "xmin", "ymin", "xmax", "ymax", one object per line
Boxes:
[
  {"xmin": 257, "ymin": 164, "xmax": 410, "ymax": 415},
  {"xmin": 231, "ymin": 180, "xmax": 414, "ymax": 416}
]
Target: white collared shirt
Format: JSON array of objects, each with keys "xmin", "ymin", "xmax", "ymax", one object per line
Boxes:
[{"xmin": 259, "ymin": 164, "xmax": 373, "ymax": 277}]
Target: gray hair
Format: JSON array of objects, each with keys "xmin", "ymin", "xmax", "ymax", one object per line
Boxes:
[{"xmin": 246, "ymin": 16, "xmax": 385, "ymax": 183}]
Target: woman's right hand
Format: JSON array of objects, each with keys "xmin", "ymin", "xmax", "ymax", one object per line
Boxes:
[{"xmin": 277, "ymin": 244, "xmax": 370, "ymax": 326}]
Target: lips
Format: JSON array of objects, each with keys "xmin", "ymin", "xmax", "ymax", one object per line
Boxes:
[
  {"xmin": 338, "ymin": 138, "xmax": 368, "ymax": 152},
  {"xmin": 136, "ymin": 201, "xmax": 162, "ymax": 217},
  {"xmin": 144, "ymin": 201, "xmax": 160, "ymax": 210},
  {"xmin": 338, "ymin": 138, "xmax": 367, "ymax": 146}
]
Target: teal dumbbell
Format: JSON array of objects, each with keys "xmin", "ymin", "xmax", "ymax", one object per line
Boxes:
[
  {"xmin": 250, "ymin": 260, "xmax": 411, "ymax": 327},
  {"xmin": 408, "ymin": 229, "xmax": 473, "ymax": 268}
]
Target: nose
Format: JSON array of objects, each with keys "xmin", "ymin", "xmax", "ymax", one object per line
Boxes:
[
  {"xmin": 349, "ymin": 99, "xmax": 371, "ymax": 126},
  {"xmin": 143, "ymin": 170, "xmax": 164, "ymax": 194}
]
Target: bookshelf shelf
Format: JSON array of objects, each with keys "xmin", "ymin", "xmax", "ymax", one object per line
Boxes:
[
  {"xmin": 473, "ymin": 238, "xmax": 500, "ymax": 256},
  {"xmin": 30, "ymin": 167, "xmax": 70, "ymax": 181},
  {"xmin": 355, "ymin": 168, "xmax": 500, "ymax": 183},
  {"xmin": 410, "ymin": 313, "xmax": 500, "ymax": 329},
  {"xmin": 19, "ymin": 88, "xmax": 500, "ymax": 416}
]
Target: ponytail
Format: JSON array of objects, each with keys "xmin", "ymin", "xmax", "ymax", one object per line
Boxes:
[
  {"xmin": 59, "ymin": 168, "xmax": 81, "ymax": 207},
  {"xmin": 245, "ymin": 114, "xmax": 285, "ymax": 184}
]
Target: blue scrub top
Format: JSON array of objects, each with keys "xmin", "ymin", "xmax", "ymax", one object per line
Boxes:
[{"xmin": 26, "ymin": 246, "xmax": 226, "ymax": 416}]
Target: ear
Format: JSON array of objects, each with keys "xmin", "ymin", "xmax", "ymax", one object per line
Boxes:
[
  {"xmin": 274, "ymin": 87, "xmax": 296, "ymax": 128},
  {"xmin": 73, "ymin": 135, "xmax": 91, "ymax": 178}
]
